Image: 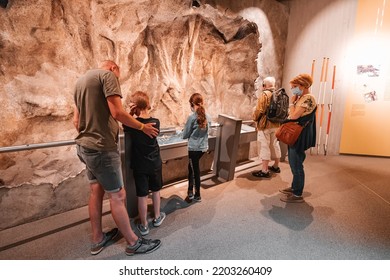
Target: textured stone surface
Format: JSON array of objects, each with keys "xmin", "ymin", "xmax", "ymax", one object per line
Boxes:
[
  {"xmin": 0, "ymin": 170, "xmax": 90, "ymax": 229},
  {"xmin": 0, "ymin": 0, "xmax": 288, "ymax": 229}
]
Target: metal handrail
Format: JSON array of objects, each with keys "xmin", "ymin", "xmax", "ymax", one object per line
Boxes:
[
  {"xmin": 0, "ymin": 120, "xmax": 251, "ymax": 154},
  {"xmin": 0, "ymin": 139, "xmax": 77, "ymax": 154}
]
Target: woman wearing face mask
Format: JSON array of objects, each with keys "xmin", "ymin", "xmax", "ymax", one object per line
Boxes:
[{"xmin": 279, "ymin": 74, "xmax": 317, "ymax": 203}]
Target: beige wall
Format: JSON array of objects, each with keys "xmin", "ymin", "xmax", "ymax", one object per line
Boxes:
[
  {"xmin": 211, "ymin": 0, "xmax": 390, "ymax": 157},
  {"xmin": 339, "ymin": 0, "xmax": 390, "ymax": 156},
  {"xmin": 282, "ymin": 0, "xmax": 358, "ymax": 155}
]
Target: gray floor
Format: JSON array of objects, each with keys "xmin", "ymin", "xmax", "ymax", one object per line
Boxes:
[{"xmin": 0, "ymin": 154, "xmax": 389, "ymax": 260}]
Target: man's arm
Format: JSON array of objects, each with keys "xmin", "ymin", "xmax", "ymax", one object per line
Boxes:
[
  {"xmin": 73, "ymin": 105, "xmax": 79, "ymax": 132},
  {"xmin": 252, "ymin": 92, "xmax": 267, "ymax": 121},
  {"xmin": 107, "ymin": 95, "xmax": 159, "ymax": 138}
]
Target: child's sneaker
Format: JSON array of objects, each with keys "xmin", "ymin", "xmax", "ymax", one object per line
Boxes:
[
  {"xmin": 193, "ymin": 192, "xmax": 202, "ymax": 202},
  {"xmin": 188, "ymin": 190, "xmax": 194, "ymax": 200},
  {"xmin": 152, "ymin": 212, "xmax": 166, "ymax": 227},
  {"xmin": 137, "ymin": 224, "xmax": 150, "ymax": 236}
]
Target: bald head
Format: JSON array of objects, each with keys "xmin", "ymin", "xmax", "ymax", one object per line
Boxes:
[
  {"xmin": 99, "ymin": 60, "xmax": 117, "ymax": 69},
  {"xmin": 99, "ymin": 60, "xmax": 120, "ymax": 78}
]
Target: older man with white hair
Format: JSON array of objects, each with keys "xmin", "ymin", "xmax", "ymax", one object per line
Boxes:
[{"xmin": 252, "ymin": 76, "xmax": 281, "ymax": 178}]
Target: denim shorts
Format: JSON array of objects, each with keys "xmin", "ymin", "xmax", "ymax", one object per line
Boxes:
[{"xmin": 76, "ymin": 144, "xmax": 123, "ymax": 193}]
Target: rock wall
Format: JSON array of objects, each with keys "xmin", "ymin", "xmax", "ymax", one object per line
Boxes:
[{"xmin": 0, "ymin": 0, "xmax": 288, "ymax": 229}]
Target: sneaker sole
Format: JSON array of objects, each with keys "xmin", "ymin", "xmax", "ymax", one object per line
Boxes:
[
  {"xmin": 125, "ymin": 241, "xmax": 161, "ymax": 256},
  {"xmin": 91, "ymin": 228, "xmax": 119, "ymax": 255},
  {"xmin": 279, "ymin": 190, "xmax": 293, "ymax": 195},
  {"xmin": 253, "ymin": 174, "xmax": 271, "ymax": 178},
  {"xmin": 268, "ymin": 166, "xmax": 281, "ymax": 173},
  {"xmin": 91, "ymin": 247, "xmax": 104, "ymax": 255},
  {"xmin": 280, "ymin": 197, "xmax": 304, "ymax": 203}
]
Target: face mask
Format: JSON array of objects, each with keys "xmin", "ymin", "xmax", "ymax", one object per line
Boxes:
[{"xmin": 292, "ymin": 86, "xmax": 303, "ymax": 96}]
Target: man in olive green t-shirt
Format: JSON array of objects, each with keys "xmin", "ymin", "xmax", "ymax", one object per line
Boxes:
[{"xmin": 73, "ymin": 60, "xmax": 161, "ymax": 256}]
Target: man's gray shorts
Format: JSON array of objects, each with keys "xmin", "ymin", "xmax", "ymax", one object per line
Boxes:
[{"xmin": 76, "ymin": 145, "xmax": 123, "ymax": 193}]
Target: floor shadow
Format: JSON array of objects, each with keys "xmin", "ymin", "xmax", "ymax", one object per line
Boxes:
[
  {"xmin": 260, "ymin": 194, "xmax": 314, "ymax": 231},
  {"xmin": 132, "ymin": 195, "xmax": 195, "ymax": 232},
  {"xmin": 236, "ymin": 171, "xmax": 277, "ymax": 182},
  {"xmin": 234, "ymin": 171, "xmax": 290, "ymax": 196},
  {"xmin": 160, "ymin": 194, "xmax": 193, "ymax": 215},
  {"xmin": 201, "ymin": 175, "xmax": 226, "ymax": 189}
]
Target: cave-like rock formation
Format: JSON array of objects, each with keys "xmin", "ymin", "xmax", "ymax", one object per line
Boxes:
[{"xmin": 0, "ymin": 0, "xmax": 288, "ymax": 229}]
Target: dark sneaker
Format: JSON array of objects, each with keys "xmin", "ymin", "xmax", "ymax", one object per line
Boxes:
[
  {"xmin": 90, "ymin": 228, "xmax": 119, "ymax": 255},
  {"xmin": 193, "ymin": 193, "xmax": 202, "ymax": 202},
  {"xmin": 153, "ymin": 212, "xmax": 166, "ymax": 227},
  {"xmin": 188, "ymin": 190, "xmax": 194, "ymax": 200},
  {"xmin": 252, "ymin": 170, "xmax": 271, "ymax": 178},
  {"xmin": 279, "ymin": 187, "xmax": 293, "ymax": 195},
  {"xmin": 280, "ymin": 194, "xmax": 304, "ymax": 203},
  {"xmin": 125, "ymin": 238, "xmax": 161, "ymax": 256},
  {"xmin": 268, "ymin": 166, "xmax": 281, "ymax": 173},
  {"xmin": 137, "ymin": 224, "xmax": 150, "ymax": 236}
]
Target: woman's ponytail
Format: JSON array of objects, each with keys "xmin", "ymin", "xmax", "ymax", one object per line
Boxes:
[{"xmin": 189, "ymin": 93, "xmax": 207, "ymax": 129}]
